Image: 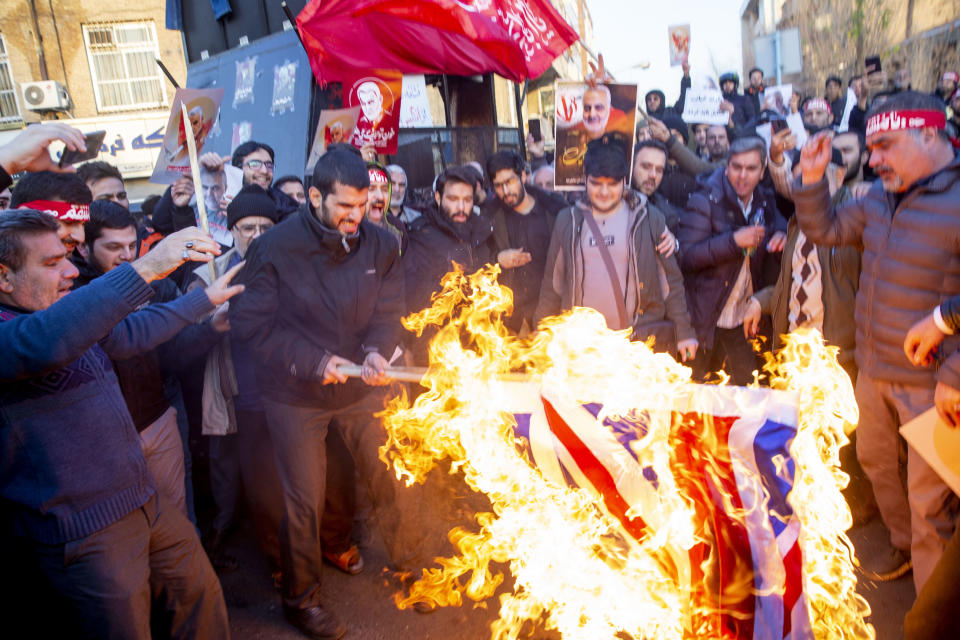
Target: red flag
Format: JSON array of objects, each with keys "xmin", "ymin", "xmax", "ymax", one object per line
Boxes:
[{"xmin": 296, "ymin": 0, "xmax": 580, "ymax": 84}]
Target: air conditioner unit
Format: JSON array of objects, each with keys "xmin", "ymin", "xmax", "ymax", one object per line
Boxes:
[{"xmin": 20, "ymin": 81, "xmax": 71, "ymax": 111}]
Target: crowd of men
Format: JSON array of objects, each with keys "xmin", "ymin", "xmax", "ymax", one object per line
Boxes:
[{"xmin": 1, "ymin": 56, "xmax": 960, "ymax": 640}]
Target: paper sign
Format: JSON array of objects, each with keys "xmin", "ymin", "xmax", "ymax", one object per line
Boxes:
[
  {"xmin": 554, "ymin": 82, "xmax": 638, "ymax": 190},
  {"xmin": 838, "ymin": 87, "xmax": 857, "ymax": 132},
  {"xmin": 668, "ymin": 24, "xmax": 691, "ymax": 67},
  {"xmin": 305, "ymin": 106, "xmax": 362, "ymax": 174},
  {"xmin": 345, "ymin": 70, "xmax": 403, "ymax": 155},
  {"xmin": 901, "ymin": 407, "xmax": 960, "ymax": 497},
  {"xmin": 762, "ymin": 84, "xmax": 793, "ymax": 117},
  {"xmin": 399, "ymin": 75, "xmax": 434, "ymax": 128},
  {"xmin": 233, "ymin": 57, "xmax": 256, "ymax": 108},
  {"xmin": 150, "ymin": 88, "xmax": 225, "ymax": 184},
  {"xmin": 785, "ymin": 112, "xmax": 808, "ymax": 148},
  {"xmin": 681, "ymin": 89, "xmax": 730, "ymax": 126},
  {"xmin": 189, "ymin": 164, "xmax": 243, "ymax": 248}
]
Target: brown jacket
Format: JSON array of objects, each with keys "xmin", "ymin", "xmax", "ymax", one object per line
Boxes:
[
  {"xmin": 793, "ymin": 155, "xmax": 960, "ymax": 389},
  {"xmin": 754, "ymin": 188, "xmax": 861, "ymax": 375}
]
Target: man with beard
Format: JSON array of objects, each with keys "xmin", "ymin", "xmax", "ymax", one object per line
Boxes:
[
  {"xmin": 386, "ymin": 164, "xmax": 422, "ymax": 225},
  {"xmin": 275, "ymin": 175, "xmax": 307, "ymax": 205},
  {"xmin": 651, "ymin": 117, "xmax": 728, "ymax": 180},
  {"xmin": 802, "ymin": 98, "xmax": 833, "ymax": 133},
  {"xmin": 77, "ymin": 161, "xmax": 130, "ymax": 209},
  {"xmin": 483, "ymin": 150, "xmax": 567, "ymax": 332},
  {"xmin": 679, "ymin": 135, "xmax": 787, "ymax": 385},
  {"xmin": 795, "ymin": 91, "xmax": 960, "ymax": 590},
  {"xmin": 826, "ymin": 76, "xmax": 846, "ymax": 126},
  {"xmin": 631, "ymin": 140, "xmax": 686, "ymax": 243},
  {"xmin": 745, "ymin": 67, "xmax": 764, "ymax": 116},
  {"xmin": 536, "ymin": 140, "xmax": 697, "ymax": 361},
  {"xmin": 230, "ymin": 148, "xmax": 420, "ymax": 639},
  {"xmin": 365, "ymin": 162, "xmax": 403, "ymax": 251},
  {"xmin": 644, "ymin": 59, "xmax": 691, "ymax": 120},
  {"xmin": 404, "ymin": 165, "xmax": 493, "ymax": 360}
]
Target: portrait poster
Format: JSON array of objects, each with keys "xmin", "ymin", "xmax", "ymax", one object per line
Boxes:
[
  {"xmin": 271, "ymin": 61, "xmax": 298, "ymax": 115},
  {"xmin": 681, "ymin": 88, "xmax": 731, "ymax": 127},
  {"xmin": 554, "ymin": 82, "xmax": 638, "ymax": 191},
  {"xmin": 189, "ymin": 164, "xmax": 243, "ymax": 248},
  {"xmin": 344, "ymin": 70, "xmax": 403, "ymax": 155},
  {"xmin": 233, "ymin": 57, "xmax": 256, "ymax": 108},
  {"xmin": 150, "ymin": 88, "xmax": 225, "ymax": 184},
  {"xmin": 762, "ymin": 84, "xmax": 793, "ymax": 117},
  {"xmin": 399, "ymin": 74, "xmax": 434, "ymax": 128},
  {"xmin": 668, "ymin": 24, "xmax": 691, "ymax": 67},
  {"xmin": 305, "ymin": 106, "xmax": 362, "ymax": 174},
  {"xmin": 231, "ymin": 121, "xmax": 252, "ymax": 154},
  {"xmin": 901, "ymin": 408, "xmax": 960, "ymax": 497}
]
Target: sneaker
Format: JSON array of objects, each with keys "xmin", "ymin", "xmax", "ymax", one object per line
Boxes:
[{"xmin": 861, "ymin": 547, "xmax": 912, "ymax": 582}]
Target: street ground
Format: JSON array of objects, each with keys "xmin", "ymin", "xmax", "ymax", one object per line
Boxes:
[{"xmin": 216, "ymin": 495, "xmax": 915, "ymax": 640}]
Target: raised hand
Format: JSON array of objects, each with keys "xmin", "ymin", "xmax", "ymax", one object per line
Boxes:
[
  {"xmin": 204, "ymin": 260, "xmax": 245, "ymax": 306},
  {"xmin": 0, "ymin": 123, "xmax": 87, "ymax": 175},
  {"xmin": 799, "ymin": 130, "xmax": 834, "ymax": 186},
  {"xmin": 132, "ymin": 227, "xmax": 220, "ymax": 282}
]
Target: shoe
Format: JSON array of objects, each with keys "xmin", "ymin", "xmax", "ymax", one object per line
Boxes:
[
  {"xmin": 323, "ymin": 545, "xmax": 364, "ymax": 575},
  {"xmin": 861, "ymin": 547, "xmax": 912, "ymax": 582},
  {"xmin": 283, "ymin": 605, "xmax": 346, "ymax": 640}
]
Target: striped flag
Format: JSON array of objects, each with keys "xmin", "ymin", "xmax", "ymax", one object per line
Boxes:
[{"xmin": 506, "ymin": 382, "xmax": 812, "ymax": 640}]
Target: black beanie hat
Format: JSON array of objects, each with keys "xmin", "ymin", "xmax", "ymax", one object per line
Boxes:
[{"xmin": 226, "ymin": 184, "xmax": 280, "ymax": 229}]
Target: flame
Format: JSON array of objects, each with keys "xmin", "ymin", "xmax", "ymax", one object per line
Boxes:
[{"xmin": 379, "ymin": 264, "xmax": 874, "ymax": 639}]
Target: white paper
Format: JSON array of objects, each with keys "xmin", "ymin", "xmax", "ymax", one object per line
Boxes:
[
  {"xmin": 399, "ymin": 75, "xmax": 433, "ymax": 128},
  {"xmin": 681, "ymin": 89, "xmax": 730, "ymax": 126},
  {"xmin": 901, "ymin": 407, "xmax": 960, "ymax": 497},
  {"xmin": 667, "ymin": 24, "xmax": 690, "ymax": 67},
  {"xmin": 838, "ymin": 87, "xmax": 857, "ymax": 132}
]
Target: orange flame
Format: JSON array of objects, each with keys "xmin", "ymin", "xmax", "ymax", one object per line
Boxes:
[{"xmin": 379, "ymin": 264, "xmax": 874, "ymax": 639}]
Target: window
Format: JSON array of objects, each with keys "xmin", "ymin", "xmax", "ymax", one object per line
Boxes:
[
  {"xmin": 0, "ymin": 34, "xmax": 22, "ymax": 124},
  {"xmin": 83, "ymin": 21, "xmax": 167, "ymax": 112}
]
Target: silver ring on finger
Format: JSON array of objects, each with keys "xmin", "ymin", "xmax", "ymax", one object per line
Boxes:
[{"xmin": 185, "ymin": 241, "xmax": 195, "ymax": 250}]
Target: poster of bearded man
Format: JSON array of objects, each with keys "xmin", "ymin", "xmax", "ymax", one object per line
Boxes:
[{"xmin": 554, "ymin": 82, "xmax": 638, "ymax": 190}]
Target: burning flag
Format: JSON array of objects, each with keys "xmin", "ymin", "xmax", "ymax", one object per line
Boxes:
[{"xmin": 379, "ymin": 265, "xmax": 874, "ymax": 639}]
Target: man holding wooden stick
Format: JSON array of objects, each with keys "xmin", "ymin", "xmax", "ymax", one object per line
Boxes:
[{"xmin": 229, "ymin": 148, "xmax": 425, "ymax": 640}]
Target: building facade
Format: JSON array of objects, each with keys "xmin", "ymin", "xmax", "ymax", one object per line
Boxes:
[{"xmin": 1, "ymin": 0, "xmax": 187, "ymax": 198}]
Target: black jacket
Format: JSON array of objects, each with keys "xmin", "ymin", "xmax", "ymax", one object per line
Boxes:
[
  {"xmin": 678, "ymin": 168, "xmax": 786, "ymax": 348},
  {"xmin": 229, "ymin": 203, "xmax": 405, "ymax": 408},
  {"xmin": 721, "ymin": 90, "xmax": 757, "ymax": 133},
  {"xmin": 404, "ymin": 205, "xmax": 494, "ymax": 317}
]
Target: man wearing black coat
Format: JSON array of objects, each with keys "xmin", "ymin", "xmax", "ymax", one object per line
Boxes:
[
  {"xmin": 719, "ymin": 71, "xmax": 757, "ymax": 134},
  {"xmin": 483, "ymin": 151, "xmax": 568, "ymax": 332},
  {"xmin": 679, "ymin": 135, "xmax": 786, "ymax": 385},
  {"xmin": 229, "ymin": 149, "xmax": 418, "ymax": 640}
]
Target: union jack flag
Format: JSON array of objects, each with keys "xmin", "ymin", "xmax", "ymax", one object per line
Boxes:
[{"xmin": 506, "ymin": 382, "xmax": 812, "ymax": 640}]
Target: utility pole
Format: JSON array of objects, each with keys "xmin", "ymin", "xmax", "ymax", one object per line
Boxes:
[
  {"xmin": 27, "ymin": 0, "xmax": 50, "ymax": 81},
  {"xmin": 577, "ymin": 0, "xmax": 587, "ymax": 79}
]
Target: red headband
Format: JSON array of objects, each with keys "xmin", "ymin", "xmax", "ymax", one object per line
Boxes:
[
  {"xmin": 804, "ymin": 97, "xmax": 832, "ymax": 115},
  {"xmin": 368, "ymin": 168, "xmax": 389, "ymax": 184},
  {"xmin": 866, "ymin": 110, "xmax": 947, "ymax": 137},
  {"xmin": 944, "ymin": 71, "xmax": 959, "ymax": 84},
  {"xmin": 18, "ymin": 200, "xmax": 90, "ymax": 222}
]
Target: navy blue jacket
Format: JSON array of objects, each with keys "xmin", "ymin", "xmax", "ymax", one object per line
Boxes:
[{"xmin": 0, "ymin": 264, "xmax": 213, "ymax": 543}]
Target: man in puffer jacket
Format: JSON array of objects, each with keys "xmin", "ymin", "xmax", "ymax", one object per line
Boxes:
[
  {"xmin": 795, "ymin": 91, "xmax": 960, "ymax": 591},
  {"xmin": 719, "ymin": 71, "xmax": 756, "ymax": 133}
]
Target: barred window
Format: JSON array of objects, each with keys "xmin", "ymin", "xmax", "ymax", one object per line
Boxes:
[
  {"xmin": 83, "ymin": 22, "xmax": 167, "ymax": 112},
  {"xmin": 0, "ymin": 35, "xmax": 22, "ymax": 124}
]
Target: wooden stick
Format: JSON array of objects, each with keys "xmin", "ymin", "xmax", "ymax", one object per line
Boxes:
[
  {"xmin": 179, "ymin": 101, "xmax": 218, "ymax": 283},
  {"xmin": 336, "ymin": 364, "xmax": 532, "ymax": 385}
]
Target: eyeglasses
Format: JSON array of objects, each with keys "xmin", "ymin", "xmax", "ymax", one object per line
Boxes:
[
  {"xmin": 245, "ymin": 159, "xmax": 274, "ymax": 171},
  {"xmin": 492, "ymin": 175, "xmax": 520, "ymax": 190},
  {"xmin": 236, "ymin": 222, "xmax": 274, "ymax": 235},
  {"xmin": 96, "ymin": 191, "xmax": 128, "ymax": 202}
]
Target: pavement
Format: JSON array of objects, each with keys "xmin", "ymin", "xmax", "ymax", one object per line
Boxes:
[{"xmin": 215, "ymin": 492, "xmax": 916, "ymax": 640}]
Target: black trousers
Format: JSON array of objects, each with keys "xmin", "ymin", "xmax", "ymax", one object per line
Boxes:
[
  {"xmin": 692, "ymin": 326, "xmax": 759, "ymax": 386},
  {"xmin": 906, "ymin": 523, "xmax": 960, "ymax": 639},
  {"xmin": 14, "ymin": 494, "xmax": 228, "ymax": 639},
  {"xmin": 263, "ymin": 387, "xmax": 427, "ymax": 610}
]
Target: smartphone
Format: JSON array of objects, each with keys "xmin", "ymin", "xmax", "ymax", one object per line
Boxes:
[
  {"xmin": 864, "ymin": 56, "xmax": 882, "ymax": 75},
  {"xmin": 58, "ymin": 130, "xmax": 106, "ymax": 168},
  {"xmin": 770, "ymin": 118, "xmax": 789, "ymax": 134},
  {"xmin": 528, "ymin": 118, "xmax": 542, "ymax": 143}
]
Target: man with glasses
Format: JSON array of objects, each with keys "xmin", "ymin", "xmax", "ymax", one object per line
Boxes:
[
  {"xmin": 78, "ymin": 161, "xmax": 129, "ymax": 209},
  {"xmin": 484, "ymin": 150, "xmax": 567, "ymax": 332}
]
